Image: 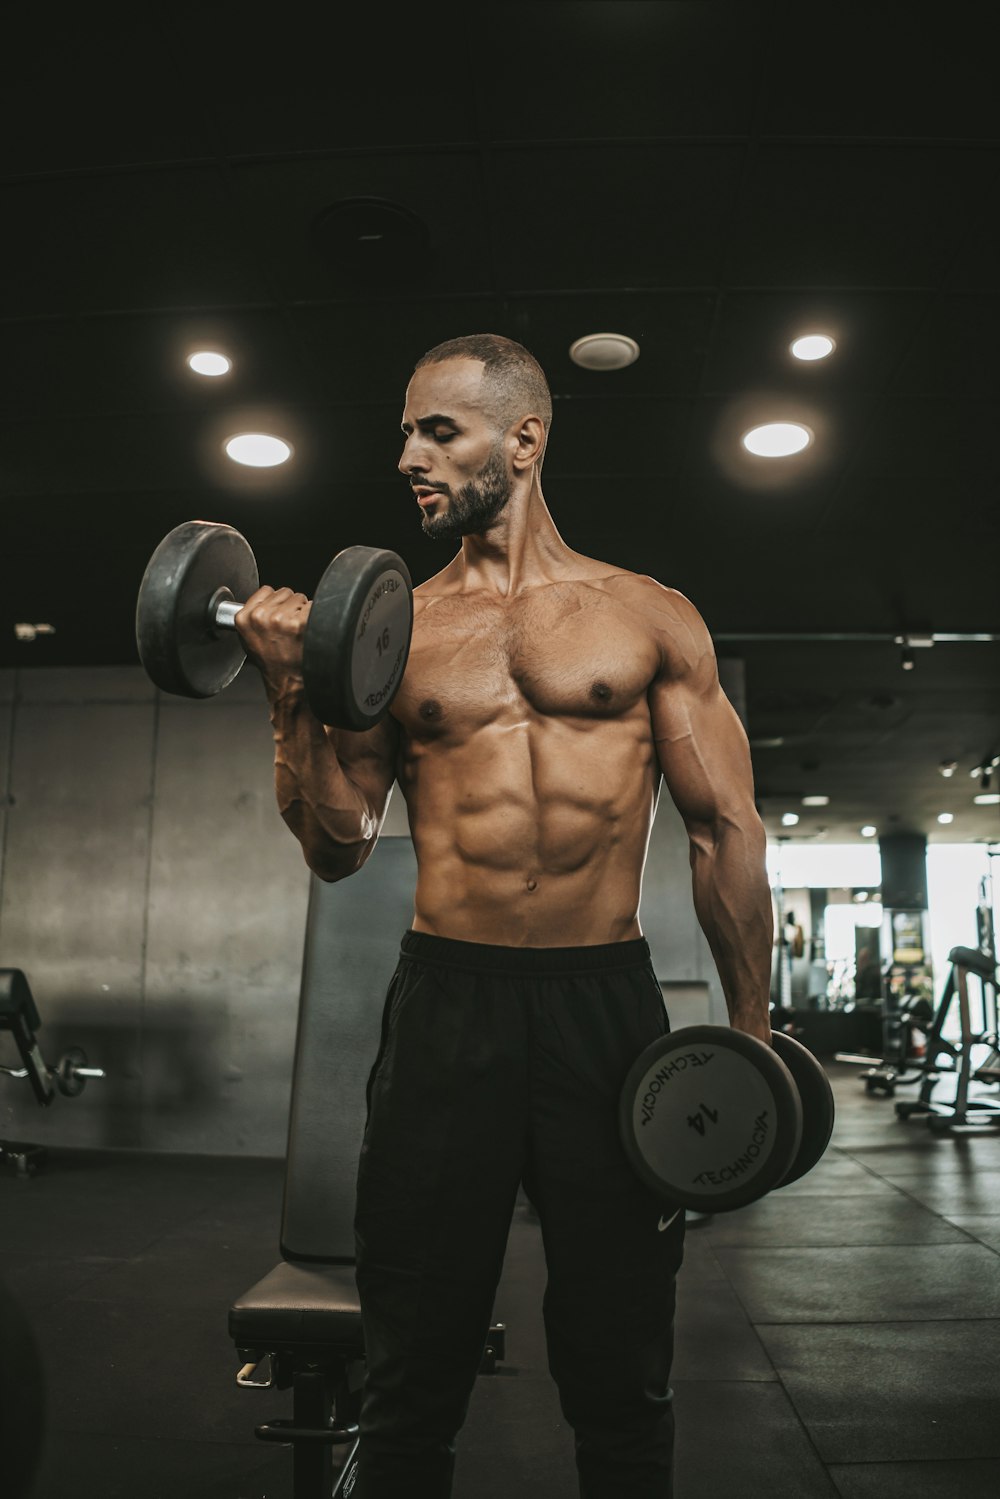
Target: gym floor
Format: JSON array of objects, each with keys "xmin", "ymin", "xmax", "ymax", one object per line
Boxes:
[{"xmin": 3, "ymin": 1061, "xmax": 1000, "ymax": 1499}]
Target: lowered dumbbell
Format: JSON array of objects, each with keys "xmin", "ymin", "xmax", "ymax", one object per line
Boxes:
[
  {"xmin": 136, "ymin": 520, "xmax": 413, "ymax": 732},
  {"xmin": 619, "ymin": 1025, "xmax": 835, "ymax": 1214}
]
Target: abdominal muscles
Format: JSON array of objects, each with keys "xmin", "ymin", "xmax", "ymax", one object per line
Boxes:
[{"xmin": 401, "ymin": 711, "xmax": 660, "ymax": 946}]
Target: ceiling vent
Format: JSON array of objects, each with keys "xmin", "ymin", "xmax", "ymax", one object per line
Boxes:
[
  {"xmin": 311, "ymin": 197, "xmax": 429, "ymax": 279},
  {"xmin": 569, "ymin": 332, "xmax": 640, "ymax": 370}
]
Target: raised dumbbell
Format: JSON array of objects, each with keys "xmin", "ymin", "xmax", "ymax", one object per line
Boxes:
[
  {"xmin": 619, "ymin": 1025, "xmax": 835, "ymax": 1214},
  {"xmin": 136, "ymin": 520, "xmax": 414, "ymax": 732}
]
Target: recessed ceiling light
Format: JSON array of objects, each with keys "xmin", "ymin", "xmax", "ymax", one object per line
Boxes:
[
  {"xmin": 569, "ymin": 332, "xmax": 640, "ymax": 370},
  {"xmin": 742, "ymin": 422, "xmax": 812, "ymax": 457},
  {"xmin": 790, "ymin": 334, "xmax": 835, "ymax": 361},
  {"xmin": 781, "ymin": 812, "xmax": 800, "ymax": 827},
  {"xmin": 188, "ymin": 351, "xmax": 232, "ymax": 377},
  {"xmin": 861, "ymin": 825, "xmax": 878, "ymax": 837},
  {"xmin": 224, "ymin": 433, "xmax": 293, "ymax": 468},
  {"xmin": 938, "ymin": 813, "xmax": 955, "ymax": 824},
  {"xmin": 974, "ymin": 793, "xmax": 1000, "ymax": 806},
  {"xmin": 802, "ymin": 795, "xmax": 830, "ymax": 806}
]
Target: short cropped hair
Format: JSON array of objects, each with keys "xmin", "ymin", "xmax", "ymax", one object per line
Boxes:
[{"xmin": 414, "ymin": 334, "xmax": 553, "ymax": 458}]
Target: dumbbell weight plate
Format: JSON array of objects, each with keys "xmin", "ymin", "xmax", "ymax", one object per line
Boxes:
[
  {"xmin": 136, "ymin": 521, "xmax": 259, "ymax": 698},
  {"xmin": 56, "ymin": 1046, "xmax": 88, "ymax": 1098},
  {"xmin": 303, "ymin": 546, "xmax": 414, "ymax": 731},
  {"xmin": 771, "ymin": 1031, "xmax": 836, "ymax": 1189},
  {"xmin": 619, "ymin": 1025, "xmax": 803, "ymax": 1214}
]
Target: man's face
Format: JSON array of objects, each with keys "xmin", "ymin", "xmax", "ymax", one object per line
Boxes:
[{"xmin": 398, "ymin": 359, "xmax": 514, "ymax": 540}]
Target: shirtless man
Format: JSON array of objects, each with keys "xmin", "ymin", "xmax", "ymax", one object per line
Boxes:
[{"xmin": 235, "ymin": 334, "xmax": 773, "ymax": 1499}]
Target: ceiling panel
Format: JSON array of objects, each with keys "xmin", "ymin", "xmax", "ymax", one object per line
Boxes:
[
  {"xmin": 887, "ymin": 295, "xmax": 1000, "ymax": 396},
  {"xmin": 943, "ymin": 216, "xmax": 1000, "ymax": 293},
  {"xmin": 165, "ymin": 11, "xmax": 472, "ymax": 158},
  {"xmin": 726, "ymin": 145, "xmax": 990, "ymax": 289},
  {"xmin": 487, "ymin": 143, "xmax": 745, "ymax": 290},
  {"xmin": 4, "ymin": 169, "xmax": 270, "ymax": 319},
  {"xmin": 757, "ymin": 1, "xmax": 996, "ymax": 141},
  {"xmin": 5, "ymin": 15, "xmax": 207, "ymax": 174},
  {"xmin": 844, "ymin": 395, "xmax": 1000, "ymax": 480},
  {"xmin": 474, "ymin": 1, "xmax": 762, "ymax": 141}
]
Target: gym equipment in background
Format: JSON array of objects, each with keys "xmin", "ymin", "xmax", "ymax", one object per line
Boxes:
[
  {"xmin": 0, "ymin": 968, "xmax": 106, "ymax": 1178},
  {"xmin": 839, "ymin": 859, "xmax": 1000, "ymax": 1131},
  {"xmin": 836, "ymin": 991, "xmax": 936, "ymax": 1098},
  {"xmin": 893, "ymin": 941, "xmax": 1000, "ymax": 1132}
]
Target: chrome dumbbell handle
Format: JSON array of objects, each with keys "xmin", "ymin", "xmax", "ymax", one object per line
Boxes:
[{"xmin": 207, "ymin": 587, "xmax": 245, "ymax": 633}]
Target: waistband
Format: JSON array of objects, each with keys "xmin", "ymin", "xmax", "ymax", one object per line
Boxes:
[{"xmin": 399, "ymin": 929, "xmax": 653, "ymax": 977}]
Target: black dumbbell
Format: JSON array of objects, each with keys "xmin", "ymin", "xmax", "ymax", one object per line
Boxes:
[{"xmin": 136, "ymin": 520, "xmax": 413, "ymax": 732}]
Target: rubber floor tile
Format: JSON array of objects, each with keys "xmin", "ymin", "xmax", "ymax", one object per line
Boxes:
[
  {"xmin": 715, "ymin": 1242, "xmax": 1000, "ymax": 1322},
  {"xmin": 673, "ymin": 1381, "xmax": 840, "ymax": 1498},
  {"xmin": 702, "ymin": 1193, "xmax": 966, "ymax": 1249},
  {"xmin": 829, "ymin": 1457, "xmax": 1000, "ymax": 1498},
  {"xmin": 756, "ymin": 1322, "xmax": 1000, "ymax": 1463}
]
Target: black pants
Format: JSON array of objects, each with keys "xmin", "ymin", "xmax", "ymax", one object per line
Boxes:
[{"xmin": 353, "ymin": 930, "xmax": 686, "ymax": 1498}]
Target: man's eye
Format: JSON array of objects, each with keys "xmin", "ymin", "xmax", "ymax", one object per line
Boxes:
[{"xmin": 434, "ymin": 431, "xmax": 455, "ymax": 442}]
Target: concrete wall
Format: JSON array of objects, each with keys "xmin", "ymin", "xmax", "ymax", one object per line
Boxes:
[
  {"xmin": 0, "ymin": 664, "xmax": 311, "ymax": 1156},
  {"xmin": 0, "ymin": 660, "xmax": 745, "ymax": 1156}
]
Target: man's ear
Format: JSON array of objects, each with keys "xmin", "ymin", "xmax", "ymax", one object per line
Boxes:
[{"xmin": 511, "ymin": 415, "xmax": 546, "ymax": 472}]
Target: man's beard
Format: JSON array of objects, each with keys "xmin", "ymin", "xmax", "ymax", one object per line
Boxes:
[{"xmin": 421, "ymin": 445, "xmax": 513, "ymax": 540}]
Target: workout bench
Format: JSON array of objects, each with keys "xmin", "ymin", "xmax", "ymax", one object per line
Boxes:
[{"xmin": 228, "ymin": 839, "xmax": 506, "ymax": 1498}]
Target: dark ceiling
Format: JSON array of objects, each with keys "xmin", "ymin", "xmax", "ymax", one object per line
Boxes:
[{"xmin": 3, "ymin": 1, "xmax": 998, "ymax": 847}]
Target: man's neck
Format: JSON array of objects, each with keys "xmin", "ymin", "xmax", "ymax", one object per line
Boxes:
[{"xmin": 456, "ymin": 485, "xmax": 576, "ymax": 597}]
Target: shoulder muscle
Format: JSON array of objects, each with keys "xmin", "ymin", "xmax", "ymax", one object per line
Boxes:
[{"xmin": 604, "ymin": 571, "xmax": 716, "ymax": 684}]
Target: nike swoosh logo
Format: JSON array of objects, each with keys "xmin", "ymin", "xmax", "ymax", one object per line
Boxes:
[{"xmin": 658, "ymin": 1209, "xmax": 681, "ymax": 1232}]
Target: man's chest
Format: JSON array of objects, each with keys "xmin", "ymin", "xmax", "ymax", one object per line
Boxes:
[{"xmin": 392, "ymin": 587, "xmax": 661, "ymax": 731}]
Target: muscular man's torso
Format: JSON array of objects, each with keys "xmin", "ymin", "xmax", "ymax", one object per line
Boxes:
[{"xmin": 388, "ymin": 558, "xmax": 670, "ymax": 946}]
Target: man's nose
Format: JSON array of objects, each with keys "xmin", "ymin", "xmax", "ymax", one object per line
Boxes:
[{"xmin": 398, "ymin": 434, "xmax": 427, "ymax": 476}]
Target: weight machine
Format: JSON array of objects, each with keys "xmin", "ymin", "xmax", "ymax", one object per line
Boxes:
[
  {"xmin": 0, "ymin": 967, "xmax": 106, "ymax": 1176},
  {"xmin": 838, "ymin": 856, "xmax": 1000, "ymax": 1132},
  {"xmin": 836, "ymin": 906, "xmax": 934, "ymax": 1095},
  {"xmin": 894, "ymin": 857, "xmax": 1000, "ymax": 1131},
  {"xmin": 837, "ymin": 990, "xmax": 934, "ymax": 1100}
]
